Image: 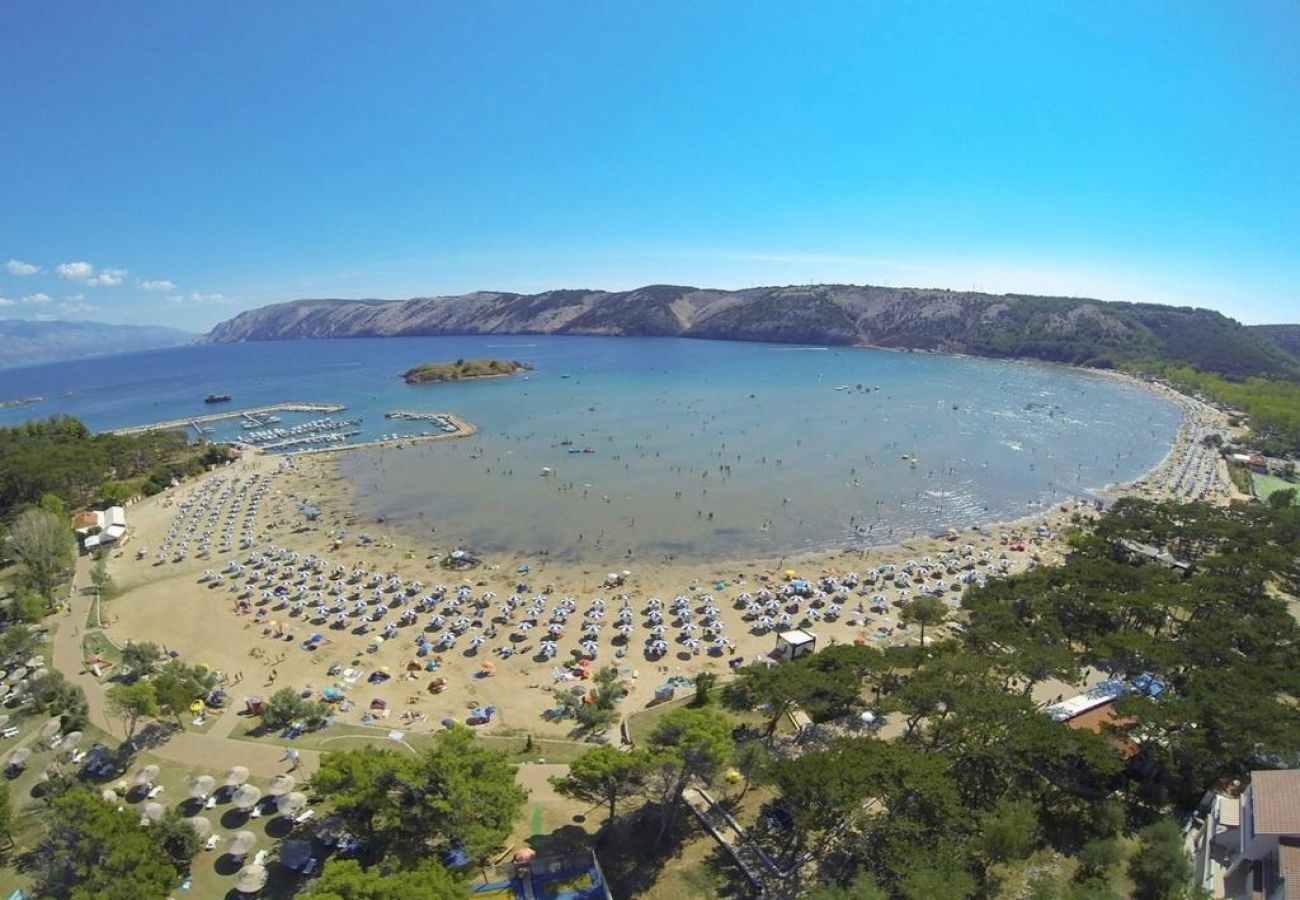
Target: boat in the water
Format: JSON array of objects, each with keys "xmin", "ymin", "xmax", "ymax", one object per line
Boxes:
[{"xmin": 204, "ymin": 393, "xmax": 232, "ymax": 404}]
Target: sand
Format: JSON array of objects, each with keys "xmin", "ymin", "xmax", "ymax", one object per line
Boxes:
[{"xmin": 98, "ymin": 380, "xmax": 1244, "ymax": 742}]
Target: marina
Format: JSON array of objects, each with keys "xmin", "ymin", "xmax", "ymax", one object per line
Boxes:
[{"xmin": 110, "ymin": 402, "xmax": 346, "ymax": 436}]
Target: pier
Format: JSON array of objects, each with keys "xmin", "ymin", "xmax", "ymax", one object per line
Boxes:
[
  {"xmin": 109, "ymin": 402, "xmax": 346, "ymax": 436},
  {"xmin": 286, "ymin": 413, "xmax": 477, "ymax": 455}
]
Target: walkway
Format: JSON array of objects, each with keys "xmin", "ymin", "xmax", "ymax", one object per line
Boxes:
[{"xmin": 682, "ymin": 786, "xmax": 794, "ymax": 899}]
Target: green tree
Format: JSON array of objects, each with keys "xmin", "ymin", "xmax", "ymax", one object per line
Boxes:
[
  {"xmin": 807, "ymin": 871, "xmax": 889, "ymax": 900},
  {"xmin": 106, "ymin": 680, "xmax": 158, "ymax": 744},
  {"xmin": 6, "ymin": 507, "xmax": 75, "ymax": 606},
  {"xmin": 0, "ymin": 787, "xmax": 13, "ymax": 847},
  {"xmin": 550, "ymin": 745, "xmax": 650, "ymax": 829},
  {"xmin": 1127, "ymin": 820, "xmax": 1191, "ymax": 900},
  {"xmin": 0, "ymin": 623, "xmax": 39, "ymax": 664},
  {"xmin": 975, "ymin": 797, "xmax": 1039, "ymax": 864},
  {"xmin": 260, "ymin": 686, "xmax": 328, "ymax": 731},
  {"xmin": 99, "ymin": 480, "xmax": 134, "ymax": 506},
  {"xmin": 313, "ymin": 727, "xmax": 525, "ymax": 863},
  {"xmin": 31, "ymin": 786, "xmax": 183, "ymax": 900},
  {"xmin": 1076, "ymin": 836, "xmax": 1123, "ymax": 882},
  {"xmin": 645, "ymin": 706, "xmax": 734, "ymax": 843},
  {"xmin": 900, "ymin": 595, "xmax": 947, "ymax": 647},
  {"xmin": 119, "ymin": 640, "xmax": 160, "ymax": 681},
  {"xmin": 722, "ymin": 661, "xmax": 813, "ymax": 737},
  {"xmin": 152, "ymin": 660, "xmax": 218, "ymax": 721},
  {"xmin": 29, "ymin": 671, "xmax": 89, "ymax": 731},
  {"xmin": 299, "ymin": 858, "xmax": 470, "ymax": 900},
  {"xmin": 153, "ymin": 810, "xmax": 200, "ymax": 874},
  {"xmin": 692, "ymin": 671, "xmax": 717, "ymax": 706},
  {"xmin": 1268, "ymin": 488, "xmax": 1297, "ymax": 510},
  {"xmin": 89, "ymin": 554, "xmax": 113, "ymax": 598}
]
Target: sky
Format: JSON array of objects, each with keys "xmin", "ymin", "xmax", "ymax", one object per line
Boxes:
[{"xmin": 1, "ymin": 2, "xmax": 1297, "ymax": 331}]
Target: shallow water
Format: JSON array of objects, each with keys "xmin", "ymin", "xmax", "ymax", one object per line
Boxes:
[{"xmin": 1, "ymin": 335, "xmax": 1180, "ymax": 562}]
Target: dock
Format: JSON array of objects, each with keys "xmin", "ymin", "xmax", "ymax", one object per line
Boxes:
[
  {"xmin": 283, "ymin": 413, "xmax": 477, "ymax": 455},
  {"xmin": 109, "ymin": 403, "xmax": 346, "ymax": 436}
]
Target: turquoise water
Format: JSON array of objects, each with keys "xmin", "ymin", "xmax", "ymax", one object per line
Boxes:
[{"xmin": 0, "ymin": 335, "xmax": 1181, "ymax": 561}]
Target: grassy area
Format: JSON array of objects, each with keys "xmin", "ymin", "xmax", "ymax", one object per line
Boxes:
[
  {"xmin": 476, "ymin": 732, "xmax": 591, "ymax": 765},
  {"xmin": 81, "ymin": 629, "xmax": 121, "ymax": 667},
  {"xmin": 1227, "ymin": 461, "xmax": 1253, "ymax": 494},
  {"xmin": 624, "ymin": 693, "xmax": 781, "ymax": 747},
  {"xmin": 1254, "ymin": 472, "xmax": 1300, "ymax": 505}
]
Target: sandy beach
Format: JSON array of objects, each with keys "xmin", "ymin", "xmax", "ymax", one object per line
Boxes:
[{"xmin": 97, "ymin": 379, "xmax": 1244, "ymax": 744}]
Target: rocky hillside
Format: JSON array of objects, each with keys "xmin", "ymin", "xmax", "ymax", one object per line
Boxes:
[{"xmin": 204, "ymin": 285, "xmax": 1300, "ymax": 380}]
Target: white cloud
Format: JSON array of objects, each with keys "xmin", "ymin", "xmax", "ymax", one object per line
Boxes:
[
  {"xmin": 56, "ymin": 261, "xmax": 127, "ymax": 286},
  {"xmin": 168, "ymin": 291, "xmax": 232, "ymax": 305},
  {"xmin": 5, "ymin": 259, "xmax": 40, "ymax": 276},
  {"xmin": 140, "ymin": 278, "xmax": 176, "ymax": 292},
  {"xmin": 0, "ymin": 297, "xmax": 13, "ymax": 307},
  {"xmin": 56, "ymin": 261, "xmax": 96, "ymax": 282},
  {"xmin": 21, "ymin": 292, "xmax": 52, "ymax": 305},
  {"xmin": 58, "ymin": 301, "xmax": 99, "ymax": 317}
]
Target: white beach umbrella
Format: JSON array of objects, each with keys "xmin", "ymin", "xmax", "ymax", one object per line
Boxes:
[{"xmin": 224, "ymin": 765, "xmax": 250, "ymax": 787}]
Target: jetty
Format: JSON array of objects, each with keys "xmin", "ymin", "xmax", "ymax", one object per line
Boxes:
[
  {"xmin": 109, "ymin": 402, "xmax": 346, "ymax": 436},
  {"xmin": 282, "ymin": 413, "xmax": 477, "ymax": 455}
]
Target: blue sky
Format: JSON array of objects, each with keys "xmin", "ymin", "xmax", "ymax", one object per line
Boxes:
[{"xmin": 1, "ymin": 2, "xmax": 1296, "ymax": 330}]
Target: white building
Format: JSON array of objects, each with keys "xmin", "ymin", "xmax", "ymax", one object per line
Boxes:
[
  {"xmin": 1196, "ymin": 769, "xmax": 1300, "ymax": 899},
  {"xmin": 75, "ymin": 505, "xmax": 127, "ymax": 552}
]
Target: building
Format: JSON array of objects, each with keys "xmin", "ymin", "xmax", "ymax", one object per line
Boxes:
[
  {"xmin": 1113, "ymin": 538, "xmax": 1194, "ymax": 577},
  {"xmin": 772, "ymin": 629, "xmax": 817, "ymax": 662},
  {"xmin": 1195, "ymin": 769, "xmax": 1300, "ymax": 899},
  {"xmin": 74, "ymin": 505, "xmax": 127, "ymax": 553}
]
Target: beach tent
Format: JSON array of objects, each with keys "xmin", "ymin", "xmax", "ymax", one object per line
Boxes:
[{"xmin": 773, "ymin": 629, "xmax": 817, "ymax": 662}]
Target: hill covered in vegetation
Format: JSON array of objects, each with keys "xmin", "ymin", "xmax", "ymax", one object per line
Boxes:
[
  {"xmin": 204, "ymin": 284, "xmax": 1300, "ymax": 381},
  {"xmin": 0, "ymin": 416, "xmax": 231, "ymax": 520},
  {"xmin": 0, "ymin": 319, "xmax": 191, "ymax": 369},
  {"xmin": 1252, "ymin": 323, "xmax": 1300, "ymax": 357},
  {"xmin": 401, "ymin": 358, "xmax": 530, "ymax": 384}
]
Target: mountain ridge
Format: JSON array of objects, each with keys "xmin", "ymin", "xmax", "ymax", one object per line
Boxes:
[
  {"xmin": 202, "ymin": 284, "xmax": 1300, "ymax": 381},
  {"xmin": 0, "ymin": 319, "xmax": 193, "ymax": 370}
]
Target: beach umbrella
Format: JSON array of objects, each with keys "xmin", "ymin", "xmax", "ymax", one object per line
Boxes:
[
  {"xmin": 133, "ymin": 764, "xmax": 161, "ymax": 787},
  {"xmin": 232, "ymin": 784, "xmax": 262, "ymax": 810},
  {"xmin": 39, "ymin": 717, "xmax": 62, "ymax": 740},
  {"xmin": 186, "ymin": 816, "xmax": 213, "ymax": 839},
  {"xmin": 223, "ymin": 765, "xmax": 250, "ymax": 787},
  {"xmin": 580, "ymin": 640, "xmax": 599, "ymax": 656},
  {"xmin": 276, "ymin": 791, "xmax": 308, "ymax": 816},
  {"xmin": 100, "ymin": 788, "xmax": 118, "ymax": 803},
  {"xmin": 280, "ymin": 838, "xmax": 312, "ymax": 869},
  {"xmin": 228, "ymin": 830, "xmax": 258, "ymax": 856},
  {"xmin": 142, "ymin": 801, "xmax": 166, "ymax": 824},
  {"xmin": 187, "ymin": 774, "xmax": 216, "ymax": 799},
  {"xmin": 267, "ymin": 773, "xmax": 295, "ymax": 796},
  {"xmin": 58, "ymin": 731, "xmax": 83, "ymax": 752},
  {"xmin": 7, "ymin": 667, "xmax": 27, "ymax": 682},
  {"xmin": 235, "ymin": 864, "xmax": 269, "ymax": 894}
]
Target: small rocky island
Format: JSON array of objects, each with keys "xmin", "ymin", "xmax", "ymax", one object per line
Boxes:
[{"xmin": 402, "ymin": 358, "xmax": 532, "ymax": 384}]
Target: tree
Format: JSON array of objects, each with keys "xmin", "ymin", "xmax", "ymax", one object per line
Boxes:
[
  {"xmin": 692, "ymin": 671, "xmax": 717, "ymax": 706},
  {"xmin": 119, "ymin": 640, "xmax": 160, "ymax": 681},
  {"xmin": 645, "ymin": 706, "xmax": 734, "ymax": 843},
  {"xmin": 722, "ymin": 662, "xmax": 814, "ymax": 737},
  {"xmin": 152, "ymin": 660, "xmax": 216, "ymax": 721},
  {"xmin": 0, "ymin": 623, "xmax": 39, "ymax": 665},
  {"xmin": 900, "ymin": 596, "xmax": 947, "ymax": 647},
  {"xmin": 261, "ymin": 686, "xmax": 328, "ymax": 731},
  {"xmin": 99, "ymin": 480, "xmax": 133, "ymax": 506},
  {"xmin": 6, "ymin": 507, "xmax": 74, "ymax": 606},
  {"xmin": 807, "ymin": 871, "xmax": 889, "ymax": 900},
  {"xmin": 1127, "ymin": 820, "xmax": 1191, "ymax": 900},
  {"xmin": 550, "ymin": 745, "xmax": 650, "ymax": 830},
  {"xmin": 1076, "ymin": 837, "xmax": 1123, "ymax": 882},
  {"xmin": 0, "ymin": 787, "xmax": 13, "ymax": 847},
  {"xmin": 299, "ymin": 858, "xmax": 470, "ymax": 900},
  {"xmin": 89, "ymin": 554, "xmax": 113, "ymax": 598},
  {"xmin": 975, "ymin": 797, "xmax": 1039, "ymax": 864},
  {"xmin": 153, "ymin": 810, "xmax": 200, "ymax": 874},
  {"xmin": 29, "ymin": 671, "xmax": 89, "ymax": 731},
  {"xmin": 313, "ymin": 727, "xmax": 526, "ymax": 863},
  {"xmin": 106, "ymin": 680, "xmax": 158, "ymax": 744},
  {"xmin": 1269, "ymin": 488, "xmax": 1297, "ymax": 510},
  {"xmin": 399, "ymin": 725, "xmax": 527, "ymax": 859},
  {"xmin": 31, "ymin": 786, "xmax": 182, "ymax": 899}
]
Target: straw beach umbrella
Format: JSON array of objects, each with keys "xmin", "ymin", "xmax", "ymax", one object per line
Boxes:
[
  {"xmin": 186, "ymin": 816, "xmax": 213, "ymax": 839},
  {"xmin": 133, "ymin": 764, "xmax": 161, "ymax": 787},
  {"xmin": 276, "ymin": 791, "xmax": 308, "ymax": 816},
  {"xmin": 223, "ymin": 765, "xmax": 250, "ymax": 787},
  {"xmin": 141, "ymin": 801, "xmax": 166, "ymax": 824},
  {"xmin": 227, "ymin": 830, "xmax": 257, "ymax": 856},
  {"xmin": 232, "ymin": 784, "xmax": 262, "ymax": 810},
  {"xmin": 234, "ymin": 864, "xmax": 268, "ymax": 894},
  {"xmin": 187, "ymin": 774, "xmax": 216, "ymax": 799},
  {"xmin": 39, "ymin": 717, "xmax": 62, "ymax": 740},
  {"xmin": 267, "ymin": 773, "xmax": 295, "ymax": 796}
]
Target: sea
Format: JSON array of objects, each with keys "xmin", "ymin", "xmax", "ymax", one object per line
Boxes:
[{"xmin": 0, "ymin": 335, "xmax": 1182, "ymax": 562}]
